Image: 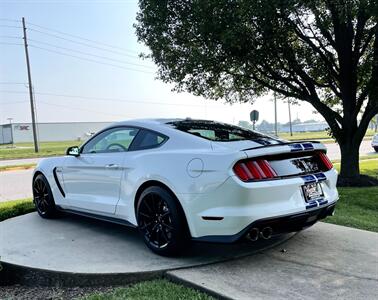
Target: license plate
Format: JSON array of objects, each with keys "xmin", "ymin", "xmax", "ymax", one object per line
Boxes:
[{"xmin": 302, "ymin": 182, "xmax": 324, "ymax": 202}]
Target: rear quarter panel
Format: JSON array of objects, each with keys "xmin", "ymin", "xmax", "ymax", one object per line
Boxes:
[{"xmin": 115, "ymin": 145, "xmax": 244, "ymax": 224}]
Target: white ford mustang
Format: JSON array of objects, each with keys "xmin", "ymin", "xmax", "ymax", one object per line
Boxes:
[{"xmin": 33, "ymin": 119, "xmax": 338, "ymax": 256}]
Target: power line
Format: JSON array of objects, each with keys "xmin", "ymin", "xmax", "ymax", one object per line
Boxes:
[
  {"xmin": 0, "ymin": 25, "xmax": 22, "ymax": 29},
  {"xmin": 38, "ymin": 100, "xmax": 129, "ymax": 118},
  {"xmin": 0, "ymin": 100, "xmax": 28, "ymax": 105},
  {"xmin": 27, "ymin": 21, "xmax": 139, "ymax": 55},
  {"xmin": 27, "ymin": 28, "xmax": 141, "ymax": 59},
  {"xmin": 0, "ymin": 35, "xmax": 22, "ymax": 39},
  {"xmin": 0, "ymin": 42, "xmax": 23, "ymax": 46},
  {"xmin": 0, "ymin": 18, "xmax": 21, "ymax": 23},
  {"xmin": 28, "ymin": 38, "xmax": 155, "ymax": 69},
  {"xmin": 0, "ymin": 90, "xmax": 205, "ymax": 107},
  {"xmin": 28, "ymin": 44, "xmax": 155, "ymax": 74},
  {"xmin": 0, "ymin": 82, "xmax": 27, "ymax": 85}
]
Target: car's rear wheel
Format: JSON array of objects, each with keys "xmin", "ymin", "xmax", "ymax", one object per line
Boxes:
[
  {"xmin": 33, "ymin": 174, "xmax": 58, "ymax": 218},
  {"xmin": 136, "ymin": 186, "xmax": 189, "ymax": 256}
]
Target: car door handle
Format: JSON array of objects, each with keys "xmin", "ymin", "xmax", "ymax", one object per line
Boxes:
[{"xmin": 105, "ymin": 164, "xmax": 119, "ymax": 169}]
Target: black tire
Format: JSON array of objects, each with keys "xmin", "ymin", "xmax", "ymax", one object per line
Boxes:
[
  {"xmin": 136, "ymin": 186, "xmax": 190, "ymax": 256},
  {"xmin": 374, "ymin": 146, "xmax": 378, "ymax": 152},
  {"xmin": 33, "ymin": 174, "xmax": 58, "ymax": 218}
]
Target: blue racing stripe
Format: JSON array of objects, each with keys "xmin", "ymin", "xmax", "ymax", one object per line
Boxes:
[
  {"xmin": 314, "ymin": 173, "xmax": 327, "ymax": 181},
  {"xmin": 318, "ymin": 199, "xmax": 328, "ymax": 206},
  {"xmin": 290, "ymin": 143, "xmax": 303, "ymax": 152},
  {"xmin": 306, "ymin": 200, "xmax": 318, "ymax": 209},
  {"xmin": 302, "ymin": 175, "xmax": 317, "ymax": 183},
  {"xmin": 302, "ymin": 143, "xmax": 314, "ymax": 150},
  {"xmin": 306, "ymin": 198, "xmax": 328, "ymax": 209}
]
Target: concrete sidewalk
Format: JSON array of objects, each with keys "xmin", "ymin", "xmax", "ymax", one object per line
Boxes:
[
  {"xmin": 168, "ymin": 222, "xmax": 378, "ymax": 300},
  {"xmin": 0, "ymin": 212, "xmax": 291, "ymax": 286}
]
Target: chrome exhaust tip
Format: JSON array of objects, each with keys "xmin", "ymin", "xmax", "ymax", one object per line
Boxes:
[
  {"xmin": 260, "ymin": 227, "xmax": 273, "ymax": 240},
  {"xmin": 247, "ymin": 228, "xmax": 259, "ymax": 242}
]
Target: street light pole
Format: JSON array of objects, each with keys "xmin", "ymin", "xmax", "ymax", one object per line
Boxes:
[
  {"xmin": 274, "ymin": 92, "xmax": 278, "ymax": 136},
  {"xmin": 288, "ymin": 99, "xmax": 293, "ymax": 136},
  {"xmin": 22, "ymin": 17, "xmax": 39, "ymax": 153}
]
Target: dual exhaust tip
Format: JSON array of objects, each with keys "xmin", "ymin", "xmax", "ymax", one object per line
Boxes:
[{"xmin": 247, "ymin": 227, "xmax": 273, "ymax": 241}]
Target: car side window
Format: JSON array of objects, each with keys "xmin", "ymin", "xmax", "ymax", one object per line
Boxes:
[
  {"xmin": 131, "ymin": 129, "xmax": 167, "ymax": 150},
  {"xmin": 81, "ymin": 127, "xmax": 139, "ymax": 154}
]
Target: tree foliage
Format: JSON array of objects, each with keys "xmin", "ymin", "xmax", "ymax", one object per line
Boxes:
[{"xmin": 136, "ymin": 0, "xmax": 378, "ymax": 181}]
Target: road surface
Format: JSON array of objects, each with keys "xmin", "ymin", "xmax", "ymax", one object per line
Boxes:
[
  {"xmin": 325, "ymin": 140, "xmax": 375, "ymax": 160},
  {"xmin": 0, "ymin": 169, "xmax": 33, "ymax": 202},
  {"xmin": 0, "ymin": 141, "xmax": 375, "ymax": 202}
]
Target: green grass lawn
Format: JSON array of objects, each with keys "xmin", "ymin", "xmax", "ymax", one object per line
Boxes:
[
  {"xmin": 0, "ymin": 140, "xmax": 80, "ymax": 160},
  {"xmin": 324, "ymin": 187, "xmax": 378, "ymax": 232},
  {"xmin": 79, "ymin": 279, "xmax": 213, "ymax": 300},
  {"xmin": 333, "ymin": 158, "xmax": 378, "ymax": 179},
  {"xmin": 0, "ymin": 198, "xmax": 35, "ymax": 222},
  {"xmin": 324, "ymin": 158, "xmax": 377, "ymax": 231}
]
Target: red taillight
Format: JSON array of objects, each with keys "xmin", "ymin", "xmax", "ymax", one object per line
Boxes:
[
  {"xmin": 318, "ymin": 152, "xmax": 333, "ymax": 170},
  {"xmin": 233, "ymin": 159, "xmax": 277, "ymax": 181}
]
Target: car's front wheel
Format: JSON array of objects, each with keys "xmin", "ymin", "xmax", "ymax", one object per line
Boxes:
[
  {"xmin": 136, "ymin": 186, "xmax": 189, "ymax": 256},
  {"xmin": 33, "ymin": 174, "xmax": 58, "ymax": 218}
]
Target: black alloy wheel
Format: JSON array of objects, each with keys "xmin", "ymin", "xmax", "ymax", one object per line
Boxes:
[
  {"xmin": 33, "ymin": 174, "xmax": 58, "ymax": 218},
  {"xmin": 137, "ymin": 186, "xmax": 189, "ymax": 256}
]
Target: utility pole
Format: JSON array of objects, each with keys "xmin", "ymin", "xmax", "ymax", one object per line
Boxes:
[
  {"xmin": 22, "ymin": 17, "xmax": 39, "ymax": 152},
  {"xmin": 7, "ymin": 117, "xmax": 14, "ymax": 146},
  {"xmin": 274, "ymin": 92, "xmax": 278, "ymax": 136},
  {"xmin": 288, "ymin": 99, "xmax": 293, "ymax": 136}
]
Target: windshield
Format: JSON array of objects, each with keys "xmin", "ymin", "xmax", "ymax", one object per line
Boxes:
[{"xmin": 167, "ymin": 120, "xmax": 282, "ymax": 144}]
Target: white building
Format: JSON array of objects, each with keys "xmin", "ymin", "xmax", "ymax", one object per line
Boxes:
[{"xmin": 0, "ymin": 122, "xmax": 111, "ymax": 144}]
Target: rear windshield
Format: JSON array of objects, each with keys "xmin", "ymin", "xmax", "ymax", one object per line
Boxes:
[{"xmin": 167, "ymin": 120, "xmax": 282, "ymax": 144}]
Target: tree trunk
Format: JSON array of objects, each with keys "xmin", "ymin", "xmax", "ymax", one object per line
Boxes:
[{"xmin": 339, "ymin": 140, "xmax": 360, "ymax": 179}]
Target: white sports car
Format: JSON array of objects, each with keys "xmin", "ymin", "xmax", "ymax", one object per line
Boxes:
[{"xmin": 33, "ymin": 119, "xmax": 338, "ymax": 256}]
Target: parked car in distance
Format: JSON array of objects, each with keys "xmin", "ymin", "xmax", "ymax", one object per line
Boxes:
[
  {"xmin": 32, "ymin": 119, "xmax": 339, "ymax": 256},
  {"xmin": 372, "ymin": 133, "xmax": 378, "ymax": 152}
]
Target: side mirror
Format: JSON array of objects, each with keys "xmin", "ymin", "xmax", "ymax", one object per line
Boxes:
[{"xmin": 66, "ymin": 146, "xmax": 80, "ymax": 156}]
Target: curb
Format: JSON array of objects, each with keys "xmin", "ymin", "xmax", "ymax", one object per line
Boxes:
[
  {"xmin": 165, "ymin": 272, "xmax": 232, "ymax": 300},
  {"xmin": 163, "ymin": 233, "xmax": 297, "ymax": 300},
  {"xmin": 0, "ymin": 261, "xmax": 163, "ymax": 287}
]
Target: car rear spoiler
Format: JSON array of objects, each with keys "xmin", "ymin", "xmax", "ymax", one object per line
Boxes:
[
  {"xmin": 241, "ymin": 141, "xmax": 327, "ymax": 160},
  {"xmin": 242, "ymin": 140, "xmax": 322, "ymax": 151}
]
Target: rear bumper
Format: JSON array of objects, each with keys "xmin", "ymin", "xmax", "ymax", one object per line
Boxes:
[
  {"xmin": 180, "ymin": 168, "xmax": 339, "ymax": 238},
  {"xmin": 193, "ymin": 202, "xmax": 336, "ymax": 243}
]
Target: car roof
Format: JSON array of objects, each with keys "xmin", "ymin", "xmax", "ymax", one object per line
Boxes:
[
  {"xmin": 106, "ymin": 118, "xmax": 213, "ymax": 138},
  {"xmin": 115, "ymin": 118, "xmax": 207, "ymax": 125},
  {"xmin": 110, "ymin": 118, "xmax": 216, "ymax": 130}
]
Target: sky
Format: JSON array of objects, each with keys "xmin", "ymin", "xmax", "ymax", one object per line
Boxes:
[{"xmin": 0, "ymin": 0, "xmax": 324, "ymax": 126}]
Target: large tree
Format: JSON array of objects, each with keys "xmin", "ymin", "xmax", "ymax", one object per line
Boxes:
[{"xmin": 135, "ymin": 0, "xmax": 378, "ymax": 184}]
